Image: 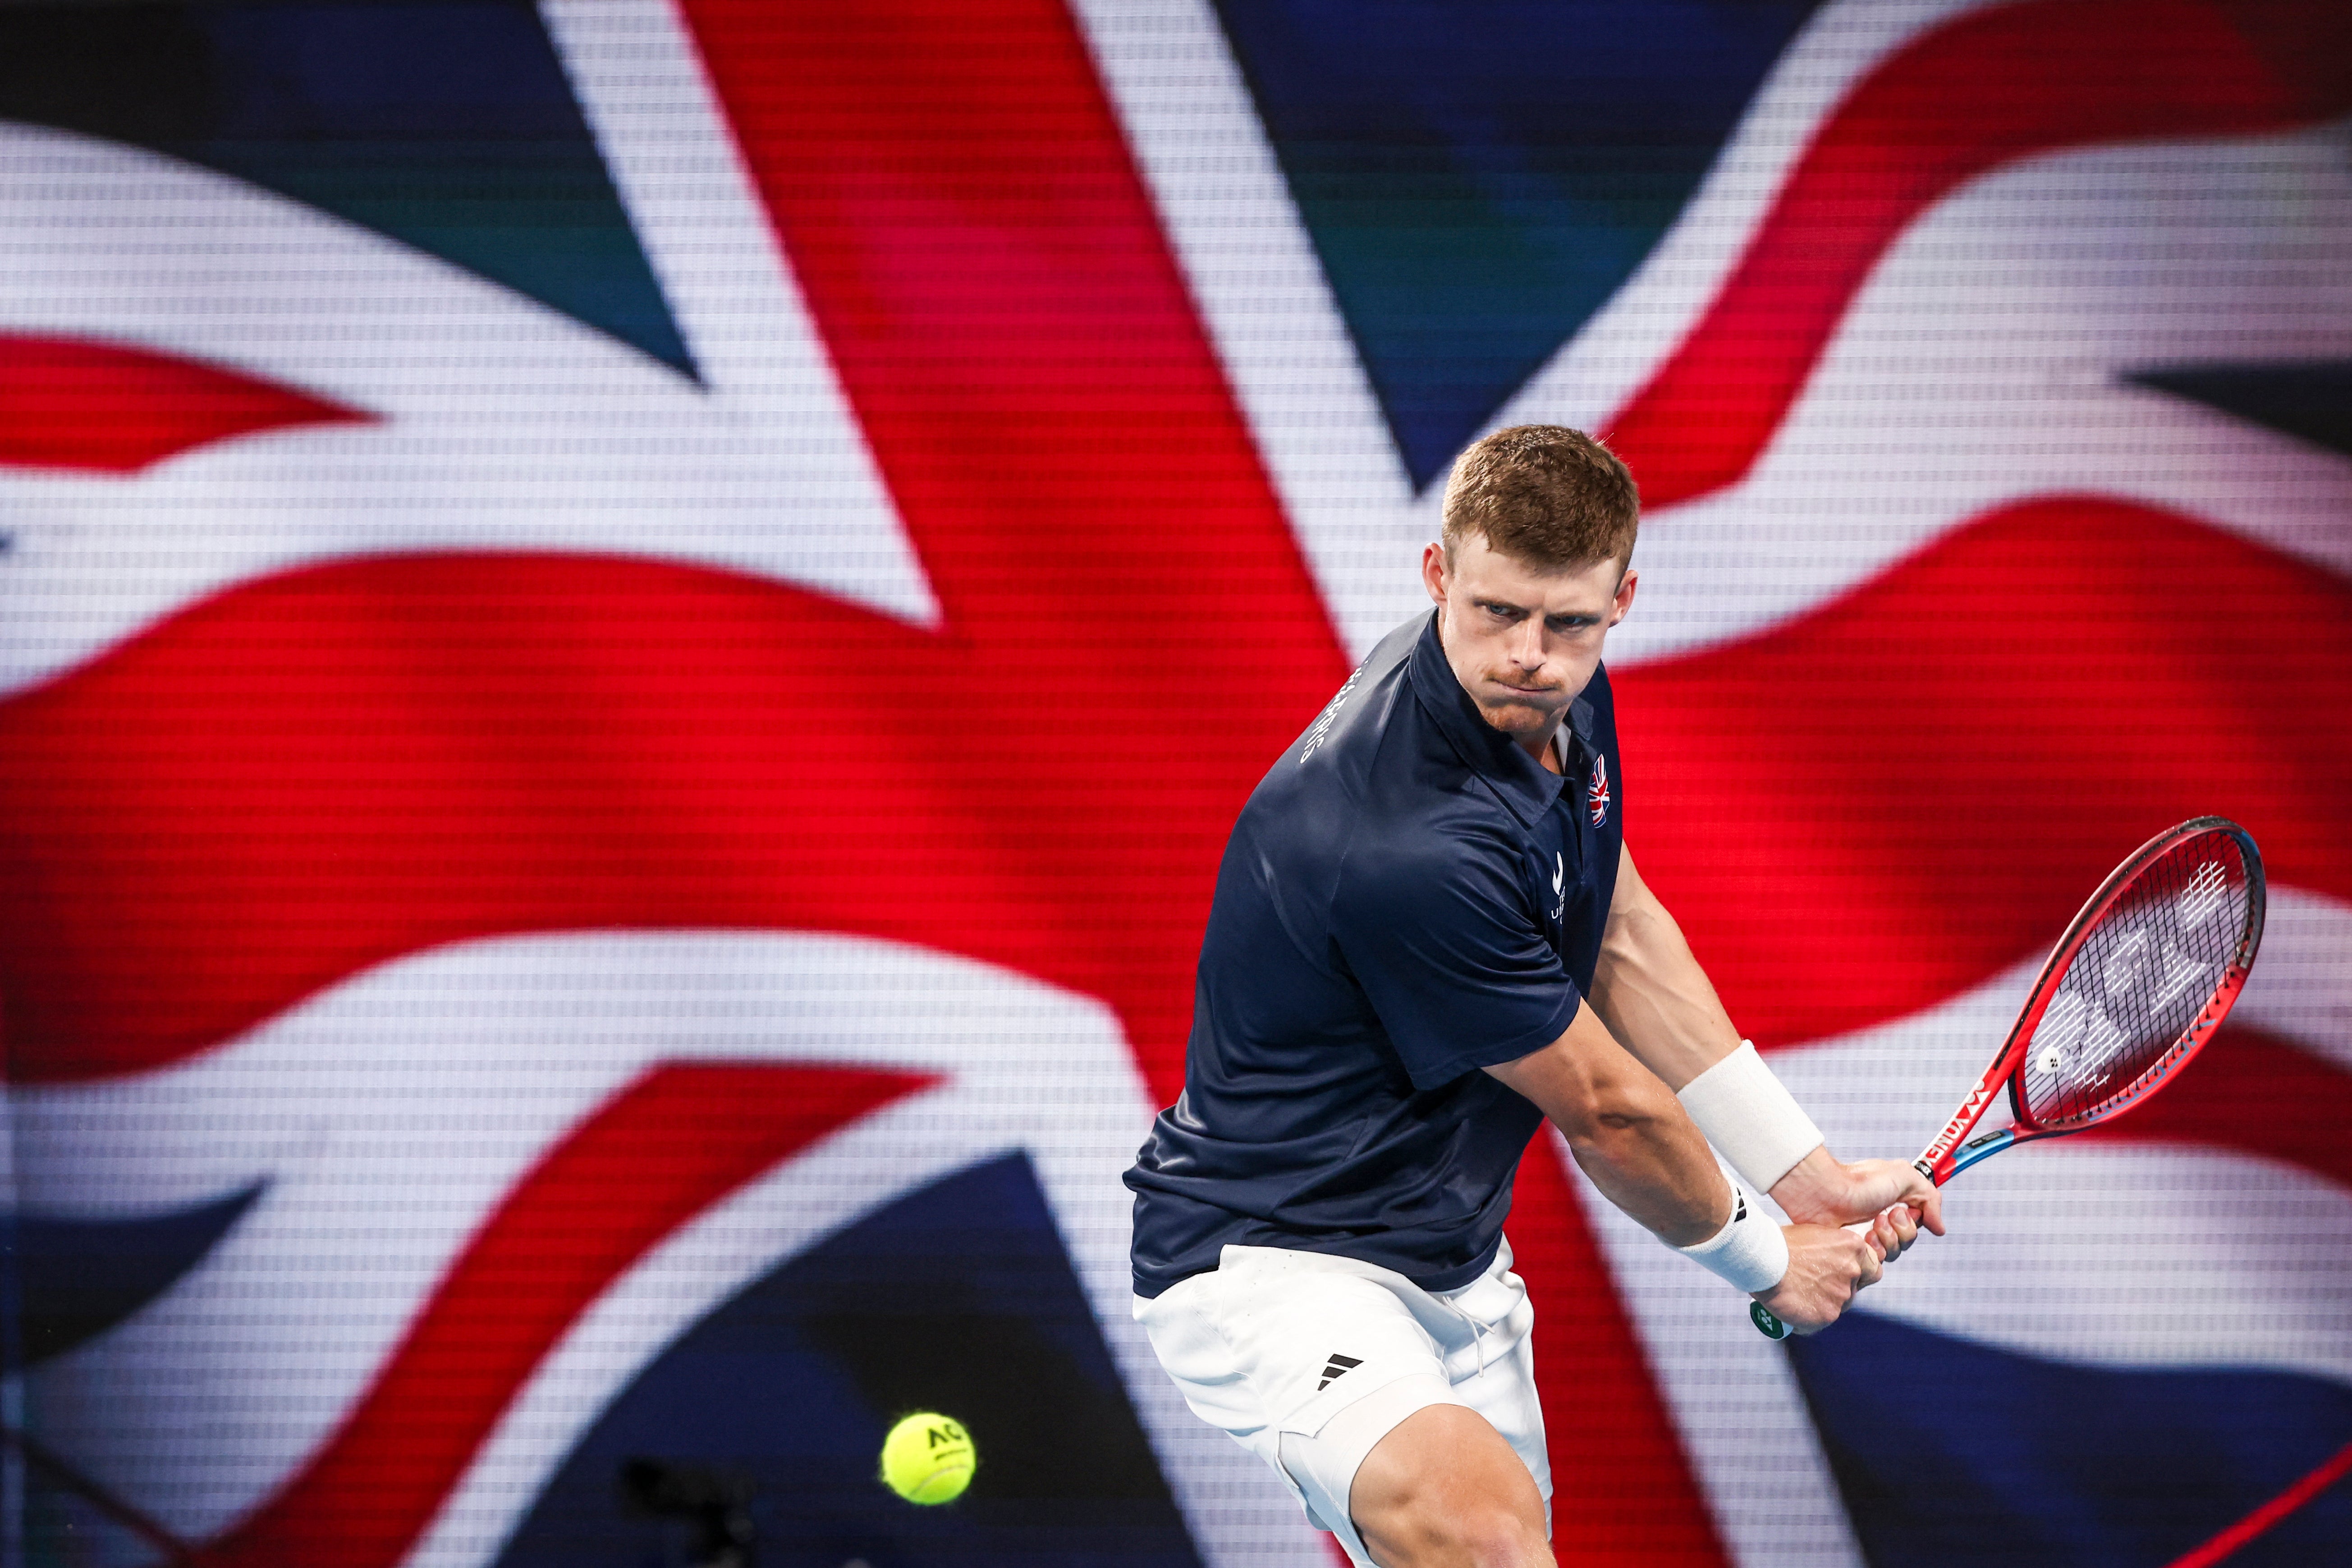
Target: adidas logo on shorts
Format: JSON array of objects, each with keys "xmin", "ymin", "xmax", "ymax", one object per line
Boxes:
[{"xmin": 1317, "ymin": 1352, "xmax": 1362, "ymax": 1391}]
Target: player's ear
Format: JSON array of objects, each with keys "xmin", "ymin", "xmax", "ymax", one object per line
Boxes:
[
  {"xmin": 1609, "ymin": 565, "xmax": 1638, "ymax": 626},
  {"xmin": 1422, "ymin": 541, "xmax": 1449, "ymax": 606}
]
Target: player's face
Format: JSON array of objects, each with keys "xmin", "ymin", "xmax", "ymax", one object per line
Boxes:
[{"xmin": 1422, "ymin": 533, "xmax": 1636, "ymax": 752}]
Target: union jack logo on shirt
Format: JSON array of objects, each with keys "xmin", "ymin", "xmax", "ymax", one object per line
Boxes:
[{"xmin": 1588, "ymin": 753, "xmax": 1612, "ymax": 827}]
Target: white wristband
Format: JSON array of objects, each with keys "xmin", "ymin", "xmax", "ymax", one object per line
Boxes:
[
  {"xmin": 1676, "ymin": 1040, "xmax": 1824, "ymax": 1196},
  {"xmin": 1672, "ymin": 1170, "xmax": 1789, "ymax": 1294}
]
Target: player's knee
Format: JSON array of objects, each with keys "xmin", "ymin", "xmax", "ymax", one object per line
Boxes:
[
  {"xmin": 1349, "ymin": 1406, "xmax": 1551, "ymax": 1568},
  {"xmin": 1360, "ymin": 1493, "xmax": 1549, "ymax": 1568},
  {"xmin": 1440, "ymin": 1502, "xmax": 1552, "ymax": 1568}
]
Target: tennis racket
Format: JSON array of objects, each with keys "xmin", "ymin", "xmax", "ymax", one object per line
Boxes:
[{"xmin": 1752, "ymin": 816, "xmax": 2265, "ymax": 1340}]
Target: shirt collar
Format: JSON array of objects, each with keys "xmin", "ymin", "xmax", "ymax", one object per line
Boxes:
[{"xmin": 1407, "ymin": 610, "xmax": 1573, "ymax": 828}]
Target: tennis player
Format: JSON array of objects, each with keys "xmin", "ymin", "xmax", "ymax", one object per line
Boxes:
[{"xmin": 1124, "ymin": 426, "xmax": 1943, "ymax": 1568}]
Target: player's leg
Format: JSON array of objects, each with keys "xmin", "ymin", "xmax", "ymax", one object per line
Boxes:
[
  {"xmin": 1305, "ymin": 1393, "xmax": 1553, "ymax": 1568},
  {"xmin": 1137, "ymin": 1250, "xmax": 1484, "ymax": 1564},
  {"xmin": 1336, "ymin": 1241, "xmax": 1553, "ymax": 1567}
]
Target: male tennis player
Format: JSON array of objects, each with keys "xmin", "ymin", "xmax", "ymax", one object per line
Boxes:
[{"xmin": 1124, "ymin": 426, "xmax": 1943, "ymax": 1568}]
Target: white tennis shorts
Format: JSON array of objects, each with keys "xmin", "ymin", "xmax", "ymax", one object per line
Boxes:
[{"xmin": 1133, "ymin": 1237, "xmax": 1550, "ymax": 1567}]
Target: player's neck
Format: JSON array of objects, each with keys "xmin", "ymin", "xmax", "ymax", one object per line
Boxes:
[{"xmin": 1518, "ymin": 724, "xmax": 1568, "ymax": 776}]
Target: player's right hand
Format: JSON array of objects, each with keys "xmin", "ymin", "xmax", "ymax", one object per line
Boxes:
[{"xmin": 1749, "ymin": 1223, "xmax": 1884, "ymax": 1334}]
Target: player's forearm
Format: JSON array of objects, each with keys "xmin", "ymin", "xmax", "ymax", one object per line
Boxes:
[
  {"xmin": 1557, "ymin": 1100, "xmax": 1729, "ymax": 1246},
  {"xmin": 1484, "ymin": 1004, "xmax": 1728, "ymax": 1245}
]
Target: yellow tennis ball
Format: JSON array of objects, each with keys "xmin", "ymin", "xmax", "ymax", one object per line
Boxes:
[{"xmin": 880, "ymin": 1412, "xmax": 977, "ymax": 1504}]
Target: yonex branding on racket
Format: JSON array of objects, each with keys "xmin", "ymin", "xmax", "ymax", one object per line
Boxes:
[{"xmin": 1754, "ymin": 816, "xmax": 2265, "ymax": 1340}]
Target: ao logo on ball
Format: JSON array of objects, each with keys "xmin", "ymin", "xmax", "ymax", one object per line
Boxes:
[{"xmin": 881, "ymin": 1412, "xmax": 978, "ymax": 1504}]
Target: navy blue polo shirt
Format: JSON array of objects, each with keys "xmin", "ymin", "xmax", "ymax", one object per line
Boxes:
[{"xmin": 1126, "ymin": 610, "xmax": 1625, "ymax": 1297}]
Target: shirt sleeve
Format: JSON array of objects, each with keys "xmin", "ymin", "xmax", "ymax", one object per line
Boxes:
[{"xmin": 1332, "ymin": 830, "xmax": 1583, "ymax": 1090}]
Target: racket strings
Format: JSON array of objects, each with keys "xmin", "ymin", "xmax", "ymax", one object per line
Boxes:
[{"xmin": 2018, "ymin": 834, "xmax": 2251, "ymax": 1128}]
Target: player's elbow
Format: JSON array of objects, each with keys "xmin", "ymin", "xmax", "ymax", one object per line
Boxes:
[
  {"xmin": 1599, "ymin": 902, "xmax": 1646, "ymax": 949},
  {"xmin": 1485, "ymin": 1006, "xmax": 1681, "ymax": 1146},
  {"xmin": 1598, "ymin": 900, "xmax": 1666, "ymax": 970},
  {"xmin": 1548, "ymin": 1066, "xmax": 1674, "ymax": 1147}
]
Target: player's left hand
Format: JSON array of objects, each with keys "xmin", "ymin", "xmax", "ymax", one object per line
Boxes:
[{"xmin": 1769, "ymin": 1148, "xmax": 1945, "ymax": 1248}]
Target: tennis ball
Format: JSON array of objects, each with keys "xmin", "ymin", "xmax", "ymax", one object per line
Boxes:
[{"xmin": 880, "ymin": 1412, "xmax": 977, "ymax": 1504}]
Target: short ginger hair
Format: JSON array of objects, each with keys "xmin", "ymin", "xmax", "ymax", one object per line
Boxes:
[{"xmin": 1440, "ymin": 424, "xmax": 1638, "ymax": 572}]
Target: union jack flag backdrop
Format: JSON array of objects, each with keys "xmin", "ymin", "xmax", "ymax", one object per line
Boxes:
[{"xmin": 3, "ymin": 2, "xmax": 2349, "ymax": 1565}]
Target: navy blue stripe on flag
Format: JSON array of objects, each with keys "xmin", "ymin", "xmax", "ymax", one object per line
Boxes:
[
  {"xmin": 0, "ymin": 2, "xmax": 694, "ymax": 378},
  {"xmin": 1211, "ymin": 0, "xmax": 1821, "ymax": 486},
  {"xmin": 12, "ymin": 1183, "xmax": 264, "ymax": 1370}
]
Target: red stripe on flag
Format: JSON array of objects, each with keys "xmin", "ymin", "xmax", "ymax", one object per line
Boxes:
[
  {"xmin": 1606, "ymin": 0, "xmax": 2352, "ymax": 508},
  {"xmin": 0, "ymin": 334, "xmax": 368, "ymax": 474},
  {"xmin": 1617, "ymin": 495, "xmax": 2352, "ymax": 1051},
  {"xmin": 0, "ymin": 555, "xmax": 1002, "ymax": 1081},
  {"xmin": 193, "ymin": 1062, "xmax": 931, "ymax": 1568},
  {"xmin": 2160, "ymin": 1435, "xmax": 2352, "ymax": 1568}
]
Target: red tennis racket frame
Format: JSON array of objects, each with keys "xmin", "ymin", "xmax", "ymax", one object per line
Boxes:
[{"xmin": 1912, "ymin": 816, "xmax": 2265, "ymax": 1186}]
